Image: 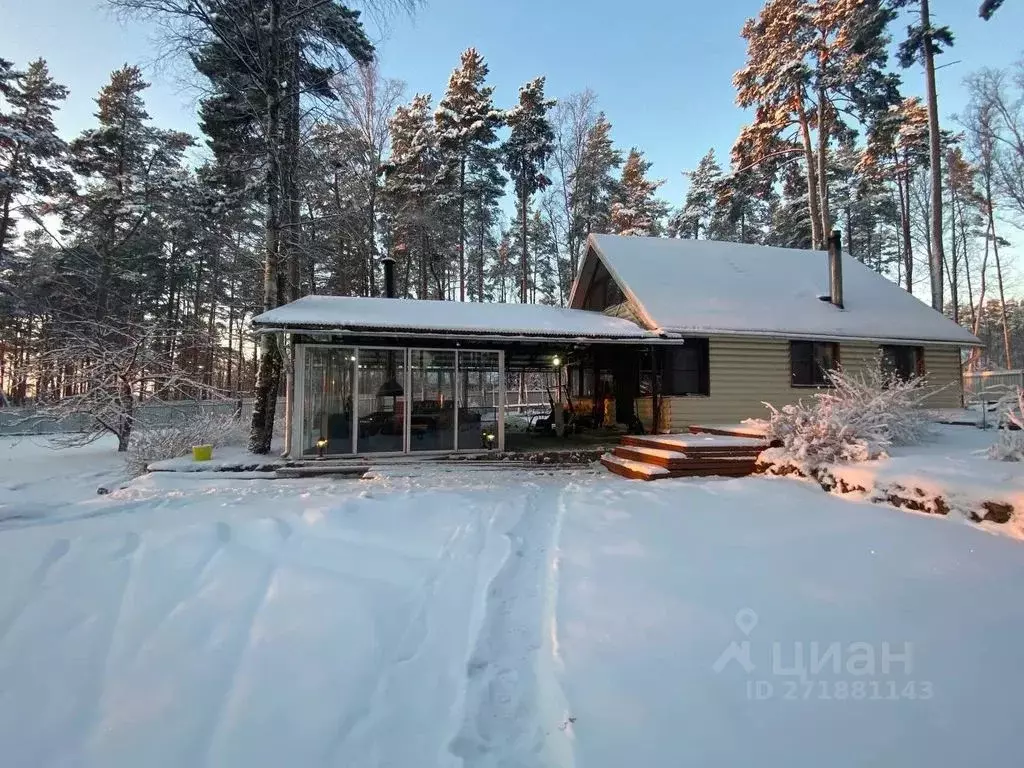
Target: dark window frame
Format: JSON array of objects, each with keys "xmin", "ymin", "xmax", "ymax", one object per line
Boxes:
[
  {"xmin": 880, "ymin": 345, "xmax": 925, "ymax": 382},
  {"xmin": 790, "ymin": 341, "xmax": 840, "ymax": 388},
  {"xmin": 657, "ymin": 340, "xmax": 710, "ymax": 397}
]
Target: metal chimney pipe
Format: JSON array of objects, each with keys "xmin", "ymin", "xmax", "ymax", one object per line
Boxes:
[
  {"xmin": 381, "ymin": 255, "xmax": 396, "ymax": 298},
  {"xmin": 828, "ymin": 230, "xmax": 844, "ymax": 309}
]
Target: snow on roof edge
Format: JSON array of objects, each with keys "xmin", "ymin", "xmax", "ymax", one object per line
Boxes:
[
  {"xmin": 655, "ymin": 325, "xmax": 984, "ymax": 347},
  {"xmin": 583, "ymin": 236, "xmax": 660, "ymax": 329},
  {"xmin": 584, "ymin": 234, "xmax": 982, "ymax": 348},
  {"xmin": 251, "ymin": 295, "xmax": 656, "ymax": 340}
]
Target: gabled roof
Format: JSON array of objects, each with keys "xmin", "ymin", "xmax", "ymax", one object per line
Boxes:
[
  {"xmin": 570, "ymin": 234, "xmax": 981, "ymax": 346},
  {"xmin": 252, "ymin": 294, "xmax": 655, "ymax": 341}
]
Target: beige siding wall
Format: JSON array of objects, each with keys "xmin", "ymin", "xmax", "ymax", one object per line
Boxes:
[
  {"xmin": 919, "ymin": 345, "xmax": 963, "ymax": 408},
  {"xmin": 644, "ymin": 336, "xmax": 964, "ymax": 432}
]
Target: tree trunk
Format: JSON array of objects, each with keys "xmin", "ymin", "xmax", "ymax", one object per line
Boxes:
[
  {"xmin": 249, "ymin": 0, "xmax": 284, "ymax": 455},
  {"xmin": 0, "ymin": 189, "xmax": 14, "ymax": 266},
  {"xmin": 520, "ymin": 184, "xmax": 529, "ymax": 303},
  {"xmin": 284, "ymin": 30, "xmax": 301, "ymax": 303},
  {"xmin": 797, "ymin": 109, "xmax": 824, "ymax": 250},
  {"xmin": 815, "ymin": 89, "xmax": 831, "ymax": 243},
  {"xmin": 477, "ymin": 193, "xmax": 485, "ymax": 301},
  {"xmin": 959, "ymin": 193, "xmax": 977, "ymax": 333},
  {"xmin": 117, "ymin": 378, "xmax": 134, "ymax": 453},
  {"xmin": 946, "ymin": 171, "xmax": 959, "ymax": 324},
  {"xmin": 897, "ymin": 168, "xmax": 913, "ymax": 292},
  {"xmin": 921, "ymin": 0, "xmax": 946, "ymax": 312},
  {"xmin": 458, "ymin": 156, "xmax": 466, "ymax": 301},
  {"xmin": 988, "ymin": 185, "xmax": 1012, "ymax": 367}
]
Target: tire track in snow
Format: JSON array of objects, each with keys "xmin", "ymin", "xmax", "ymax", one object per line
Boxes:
[
  {"xmin": 327, "ymin": 507, "xmax": 481, "ymax": 763},
  {"xmin": 75, "ymin": 530, "xmax": 145, "ymax": 760},
  {"xmin": 0, "ymin": 537, "xmax": 71, "ymax": 644},
  {"xmin": 449, "ymin": 481, "xmax": 574, "ymax": 768},
  {"xmin": 123, "ymin": 520, "xmax": 234, "ymax": 665},
  {"xmin": 196, "ymin": 518, "xmax": 294, "ymax": 767}
]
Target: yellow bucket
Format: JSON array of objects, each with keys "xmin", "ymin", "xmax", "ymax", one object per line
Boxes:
[{"xmin": 192, "ymin": 444, "xmax": 213, "ymax": 462}]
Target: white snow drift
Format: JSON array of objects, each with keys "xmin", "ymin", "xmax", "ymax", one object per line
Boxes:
[{"xmin": 1, "ymin": 439, "xmax": 1024, "ymax": 767}]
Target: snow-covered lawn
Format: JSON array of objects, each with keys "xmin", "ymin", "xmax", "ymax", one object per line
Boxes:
[
  {"xmin": 2, "ymin": 437, "xmax": 1024, "ymax": 766},
  {"xmin": 760, "ymin": 424, "xmax": 1024, "ymax": 537}
]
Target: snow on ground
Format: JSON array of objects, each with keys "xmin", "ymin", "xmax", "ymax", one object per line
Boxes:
[
  {"xmin": 827, "ymin": 425, "xmax": 1024, "ymax": 536},
  {"xmin": 147, "ymin": 445, "xmax": 284, "ymax": 473},
  {"xmin": 2, "ymin": 437, "xmax": 1024, "ymax": 767},
  {"xmin": 0, "ymin": 434, "xmax": 127, "ymax": 521}
]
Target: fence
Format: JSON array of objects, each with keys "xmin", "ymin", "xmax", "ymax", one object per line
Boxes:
[
  {"xmin": 0, "ymin": 397, "xmax": 286, "ymax": 437},
  {"xmin": 963, "ymin": 370, "xmax": 1024, "ymax": 405}
]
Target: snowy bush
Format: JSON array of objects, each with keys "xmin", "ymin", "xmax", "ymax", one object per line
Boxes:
[
  {"xmin": 763, "ymin": 365, "xmax": 933, "ymax": 467},
  {"xmin": 125, "ymin": 410, "xmax": 247, "ymax": 475},
  {"xmin": 987, "ymin": 388, "xmax": 1024, "ymax": 461},
  {"xmin": 504, "ymin": 413, "xmax": 532, "ymax": 433}
]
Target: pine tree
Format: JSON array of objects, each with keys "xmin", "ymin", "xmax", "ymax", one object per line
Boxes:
[
  {"xmin": 766, "ymin": 162, "xmax": 815, "ymax": 250},
  {"xmin": 0, "ymin": 59, "xmax": 70, "ymax": 264},
  {"xmin": 575, "ymin": 113, "xmax": 621, "ymax": 240},
  {"xmin": 465, "ymin": 145, "xmax": 504, "ymax": 302},
  {"xmin": 713, "ymin": 168, "xmax": 773, "ymax": 245},
  {"xmin": 113, "ymin": 0, "xmax": 375, "ymax": 453},
  {"xmin": 980, "ymin": 0, "xmax": 1005, "ymax": 19},
  {"xmin": 435, "ymin": 48, "xmax": 503, "ymax": 301},
  {"xmin": 502, "ymin": 77, "xmax": 555, "ymax": 303},
  {"xmin": 893, "ymin": 0, "xmax": 954, "ymax": 311},
  {"xmin": 861, "ymin": 97, "xmax": 930, "ymax": 291},
  {"xmin": 384, "ymin": 93, "xmax": 446, "ymax": 299},
  {"xmin": 62, "ymin": 65, "xmax": 194, "ymax": 320},
  {"xmin": 610, "ymin": 149, "xmax": 667, "ymax": 237},
  {"xmin": 670, "ymin": 148, "xmax": 722, "ymax": 239},
  {"xmin": 733, "ymin": 0, "xmax": 899, "ymax": 249},
  {"xmin": 528, "ymin": 208, "xmax": 559, "ymax": 305},
  {"xmin": 962, "ymin": 74, "xmax": 1012, "ymax": 367},
  {"xmin": 548, "ymin": 93, "xmax": 622, "ymax": 287}
]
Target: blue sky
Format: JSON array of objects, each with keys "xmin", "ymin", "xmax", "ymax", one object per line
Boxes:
[{"xmin": 4, "ymin": 0, "xmax": 1024, "ymax": 206}]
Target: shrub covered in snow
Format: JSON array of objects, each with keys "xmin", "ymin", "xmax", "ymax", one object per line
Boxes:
[
  {"xmin": 763, "ymin": 365, "xmax": 933, "ymax": 467},
  {"xmin": 125, "ymin": 410, "xmax": 247, "ymax": 475},
  {"xmin": 988, "ymin": 388, "xmax": 1024, "ymax": 462}
]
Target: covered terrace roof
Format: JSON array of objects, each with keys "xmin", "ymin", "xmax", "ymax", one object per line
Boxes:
[{"xmin": 252, "ymin": 295, "xmax": 656, "ymax": 342}]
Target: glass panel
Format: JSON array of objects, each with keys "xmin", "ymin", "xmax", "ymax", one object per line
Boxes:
[
  {"xmin": 410, "ymin": 349, "xmax": 456, "ymax": 452},
  {"xmin": 356, "ymin": 348, "xmax": 407, "ymax": 453},
  {"xmin": 302, "ymin": 347, "xmax": 354, "ymax": 455},
  {"xmin": 458, "ymin": 351, "xmax": 500, "ymax": 450}
]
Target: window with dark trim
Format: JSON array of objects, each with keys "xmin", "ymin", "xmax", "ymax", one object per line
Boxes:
[
  {"xmin": 790, "ymin": 341, "xmax": 840, "ymax": 387},
  {"xmin": 881, "ymin": 345, "xmax": 924, "ymax": 381},
  {"xmin": 663, "ymin": 340, "xmax": 710, "ymax": 396}
]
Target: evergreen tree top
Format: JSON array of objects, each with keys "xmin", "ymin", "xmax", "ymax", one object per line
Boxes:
[
  {"xmin": 501, "ymin": 77, "xmax": 556, "ymax": 198},
  {"xmin": 435, "ymin": 48, "xmax": 502, "ymax": 143}
]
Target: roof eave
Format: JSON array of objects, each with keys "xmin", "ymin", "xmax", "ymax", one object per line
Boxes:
[
  {"xmin": 250, "ymin": 323, "xmax": 657, "ymax": 344},
  {"xmin": 583, "ymin": 234, "xmax": 661, "ymax": 330},
  {"xmin": 658, "ymin": 325, "xmax": 983, "ymax": 347}
]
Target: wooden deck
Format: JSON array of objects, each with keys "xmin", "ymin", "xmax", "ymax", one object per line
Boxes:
[{"xmin": 602, "ymin": 426, "xmax": 768, "ymax": 481}]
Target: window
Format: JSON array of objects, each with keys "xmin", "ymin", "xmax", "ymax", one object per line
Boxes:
[
  {"xmin": 638, "ymin": 349, "xmax": 661, "ymax": 396},
  {"xmin": 664, "ymin": 340, "xmax": 710, "ymax": 396},
  {"xmin": 790, "ymin": 341, "xmax": 840, "ymax": 387},
  {"xmin": 881, "ymin": 345, "xmax": 924, "ymax": 381}
]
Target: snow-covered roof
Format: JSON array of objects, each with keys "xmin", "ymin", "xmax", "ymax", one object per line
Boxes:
[
  {"xmin": 252, "ymin": 294, "xmax": 654, "ymax": 340},
  {"xmin": 574, "ymin": 234, "xmax": 981, "ymax": 346}
]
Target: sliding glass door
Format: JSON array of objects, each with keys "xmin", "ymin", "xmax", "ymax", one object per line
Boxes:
[
  {"xmin": 299, "ymin": 345, "xmax": 503, "ymax": 455},
  {"xmin": 409, "ymin": 349, "xmax": 456, "ymax": 452},
  {"xmin": 357, "ymin": 348, "xmax": 406, "ymax": 453},
  {"xmin": 301, "ymin": 346, "xmax": 355, "ymax": 456},
  {"xmin": 458, "ymin": 351, "xmax": 500, "ymax": 449}
]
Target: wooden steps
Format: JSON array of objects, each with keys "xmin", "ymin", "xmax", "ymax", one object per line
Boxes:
[
  {"xmin": 602, "ymin": 427, "xmax": 768, "ymax": 481},
  {"xmin": 275, "ymin": 463, "xmax": 370, "ymax": 479}
]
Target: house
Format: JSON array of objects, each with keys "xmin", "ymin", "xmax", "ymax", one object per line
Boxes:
[
  {"xmin": 252, "ymin": 234, "xmax": 980, "ymax": 458},
  {"xmin": 571, "ymin": 234, "xmax": 980, "ymax": 432}
]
